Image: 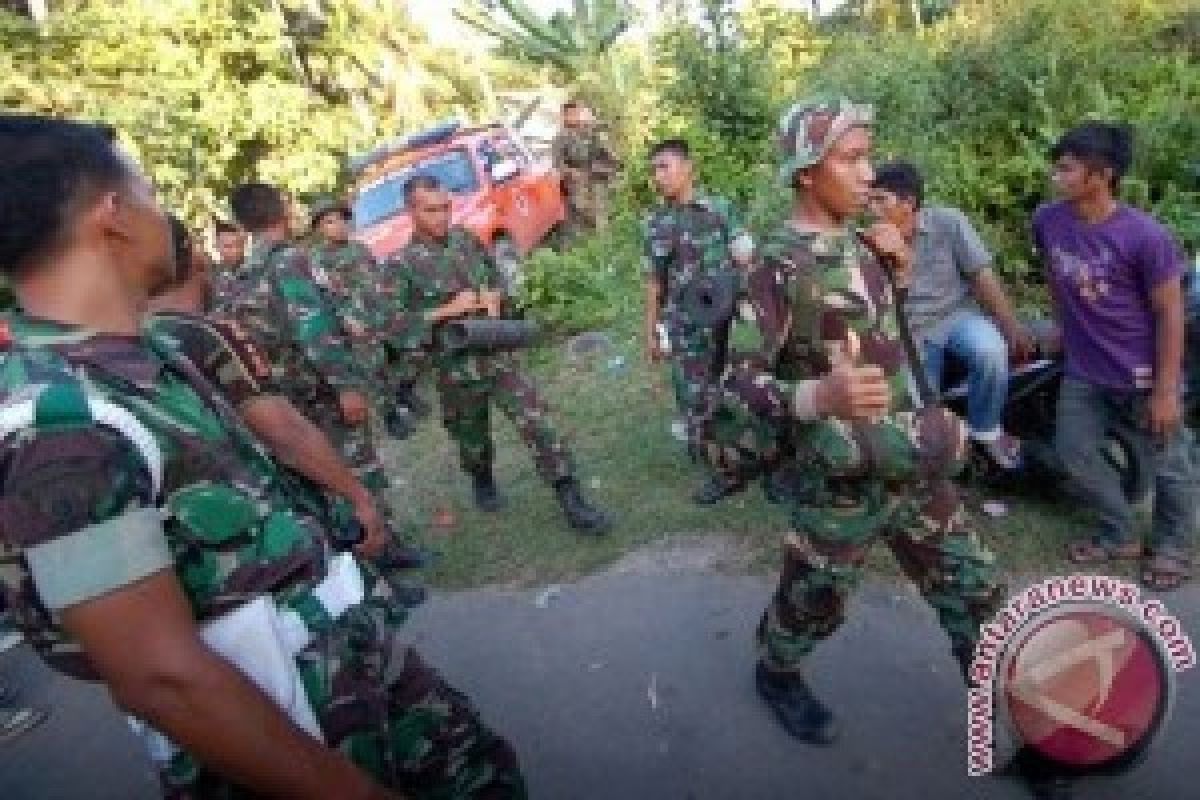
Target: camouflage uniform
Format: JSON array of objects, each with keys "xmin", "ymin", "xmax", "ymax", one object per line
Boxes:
[
  {"xmin": 551, "ymin": 124, "xmax": 617, "ymax": 235},
  {"xmin": 382, "ymin": 227, "xmax": 575, "ymax": 485},
  {"xmin": 642, "ymin": 191, "xmax": 753, "ymax": 458},
  {"xmin": 0, "ymin": 312, "xmax": 524, "ymax": 798},
  {"xmin": 721, "ymin": 98, "xmax": 1005, "ymax": 675},
  {"xmin": 214, "ymin": 238, "xmax": 391, "ymax": 510}
]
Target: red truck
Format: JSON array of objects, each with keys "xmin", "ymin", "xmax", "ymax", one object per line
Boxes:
[{"xmin": 350, "ymin": 120, "xmax": 565, "ymax": 289}]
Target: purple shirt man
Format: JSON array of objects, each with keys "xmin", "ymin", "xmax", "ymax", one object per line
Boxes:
[{"xmin": 1033, "ymin": 200, "xmax": 1185, "ymax": 390}]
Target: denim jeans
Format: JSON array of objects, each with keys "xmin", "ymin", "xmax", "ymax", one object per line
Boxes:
[
  {"xmin": 1056, "ymin": 378, "xmax": 1198, "ymax": 556},
  {"xmin": 921, "ymin": 312, "xmax": 1009, "ymax": 436}
]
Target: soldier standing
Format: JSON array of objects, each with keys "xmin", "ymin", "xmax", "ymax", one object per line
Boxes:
[
  {"xmin": 551, "ymin": 101, "xmax": 618, "ymax": 237},
  {"xmin": 208, "ymin": 218, "xmax": 247, "ymax": 305},
  {"xmin": 641, "ymin": 138, "xmax": 758, "ymax": 504},
  {"xmin": 308, "ymin": 194, "xmax": 428, "ymax": 440},
  {"xmin": 719, "ymin": 97, "xmax": 1005, "ymax": 747},
  {"xmin": 382, "ymin": 175, "xmax": 611, "ymax": 532},
  {"xmin": 0, "ymin": 114, "xmax": 524, "ymax": 798}
]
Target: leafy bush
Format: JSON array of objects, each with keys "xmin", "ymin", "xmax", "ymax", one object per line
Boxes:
[{"xmin": 516, "ymin": 212, "xmax": 644, "ymax": 333}]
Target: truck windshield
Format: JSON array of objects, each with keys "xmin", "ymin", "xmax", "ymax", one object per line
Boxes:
[{"xmin": 353, "ymin": 148, "xmax": 478, "ymax": 229}]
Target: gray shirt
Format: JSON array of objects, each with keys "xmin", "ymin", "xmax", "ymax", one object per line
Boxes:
[{"xmin": 905, "ymin": 206, "xmax": 993, "ymax": 344}]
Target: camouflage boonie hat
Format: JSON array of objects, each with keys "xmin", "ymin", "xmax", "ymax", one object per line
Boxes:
[
  {"xmin": 309, "ymin": 194, "xmax": 350, "ymax": 226},
  {"xmin": 777, "ymin": 95, "xmax": 874, "ymax": 182}
]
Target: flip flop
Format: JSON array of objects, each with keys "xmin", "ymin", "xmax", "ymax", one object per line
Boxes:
[
  {"xmin": 1141, "ymin": 553, "xmax": 1192, "ymax": 592},
  {"xmin": 1066, "ymin": 538, "xmax": 1142, "ymax": 564}
]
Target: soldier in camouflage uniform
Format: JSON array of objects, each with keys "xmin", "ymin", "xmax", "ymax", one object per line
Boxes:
[
  {"xmin": 380, "ymin": 175, "xmax": 612, "ymax": 532},
  {"xmin": 0, "ymin": 115, "xmax": 523, "ymax": 798},
  {"xmin": 641, "ymin": 137, "xmax": 762, "ymax": 505},
  {"xmin": 551, "ymin": 101, "xmax": 618, "ymax": 238},
  {"xmin": 716, "ymin": 98, "xmax": 1005, "ymax": 745},
  {"xmin": 307, "ymin": 194, "xmax": 428, "ymax": 440},
  {"xmin": 207, "ymin": 218, "xmax": 247, "ymax": 307}
]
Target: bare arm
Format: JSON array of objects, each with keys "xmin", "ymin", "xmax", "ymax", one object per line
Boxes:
[
  {"xmin": 1150, "ymin": 276, "xmax": 1185, "ymax": 436},
  {"xmin": 971, "ymin": 269, "xmax": 1034, "ymax": 362},
  {"xmin": 62, "ymin": 571, "xmax": 395, "ymax": 800},
  {"xmin": 240, "ymin": 395, "xmax": 385, "ymax": 556}
]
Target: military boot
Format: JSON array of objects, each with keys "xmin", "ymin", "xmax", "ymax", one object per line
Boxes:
[
  {"xmin": 383, "ymin": 405, "xmax": 418, "ymax": 440},
  {"xmin": 470, "ymin": 467, "xmax": 503, "ymax": 512},
  {"xmin": 554, "ymin": 478, "xmax": 612, "ymax": 534},
  {"xmin": 396, "ymin": 382, "xmax": 431, "ymax": 420},
  {"xmin": 692, "ymin": 473, "xmax": 746, "ymax": 506},
  {"xmin": 951, "ymin": 634, "xmax": 976, "ymax": 684},
  {"xmin": 754, "ymin": 663, "xmax": 838, "ymax": 745}
]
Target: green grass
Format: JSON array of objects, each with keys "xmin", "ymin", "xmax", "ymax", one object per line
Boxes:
[{"xmin": 378, "ymin": 333, "xmax": 1185, "ymax": 590}]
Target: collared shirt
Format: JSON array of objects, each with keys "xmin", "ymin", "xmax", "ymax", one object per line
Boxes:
[{"xmin": 904, "ymin": 206, "xmax": 993, "ymax": 344}]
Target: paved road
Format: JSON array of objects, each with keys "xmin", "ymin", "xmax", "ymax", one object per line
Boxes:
[{"xmin": 3, "ymin": 541, "xmax": 1197, "ymax": 799}]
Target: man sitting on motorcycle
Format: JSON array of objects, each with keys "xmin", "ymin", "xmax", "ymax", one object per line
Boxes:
[{"xmin": 868, "ymin": 161, "xmax": 1035, "ymax": 469}]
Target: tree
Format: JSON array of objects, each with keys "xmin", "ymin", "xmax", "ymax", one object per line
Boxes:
[{"xmin": 453, "ymin": 0, "xmax": 635, "ymax": 116}]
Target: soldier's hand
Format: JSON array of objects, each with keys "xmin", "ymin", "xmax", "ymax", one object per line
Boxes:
[
  {"xmin": 481, "ymin": 289, "xmax": 504, "ymax": 318},
  {"xmin": 861, "ymin": 223, "xmax": 914, "ymax": 286},
  {"xmin": 339, "ymin": 390, "xmax": 369, "ymax": 425},
  {"xmin": 350, "ymin": 493, "xmax": 387, "ymax": 559},
  {"xmin": 815, "ymin": 365, "xmax": 891, "ymax": 419}
]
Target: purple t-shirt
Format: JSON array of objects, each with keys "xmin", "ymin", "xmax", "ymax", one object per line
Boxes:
[{"xmin": 1032, "ymin": 201, "xmax": 1185, "ymax": 390}]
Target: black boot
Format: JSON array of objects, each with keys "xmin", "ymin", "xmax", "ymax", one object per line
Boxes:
[
  {"xmin": 396, "ymin": 382, "xmax": 431, "ymax": 420},
  {"xmin": 554, "ymin": 478, "xmax": 612, "ymax": 533},
  {"xmin": 470, "ymin": 467, "xmax": 503, "ymax": 512},
  {"xmin": 754, "ymin": 663, "xmax": 838, "ymax": 745},
  {"xmin": 951, "ymin": 635, "xmax": 976, "ymax": 685},
  {"xmin": 692, "ymin": 473, "xmax": 746, "ymax": 506},
  {"xmin": 374, "ymin": 541, "xmax": 437, "ymax": 572},
  {"xmin": 383, "ymin": 405, "xmax": 417, "ymax": 439}
]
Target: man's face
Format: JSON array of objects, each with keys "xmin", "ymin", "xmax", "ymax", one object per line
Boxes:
[
  {"xmin": 650, "ymin": 151, "xmax": 693, "ymax": 201},
  {"xmin": 1051, "ymin": 154, "xmax": 1110, "ymax": 203},
  {"xmin": 409, "ymin": 187, "xmax": 452, "ymax": 240},
  {"xmin": 109, "ymin": 149, "xmax": 173, "ymax": 293},
  {"xmin": 316, "ymin": 209, "xmax": 351, "ymax": 244},
  {"xmin": 564, "ymin": 106, "xmax": 584, "ymax": 130},
  {"xmin": 215, "ymin": 230, "xmax": 246, "ymax": 266},
  {"xmin": 798, "ymin": 126, "xmax": 874, "ymax": 221},
  {"xmin": 866, "ymin": 186, "xmax": 916, "ymax": 229}
]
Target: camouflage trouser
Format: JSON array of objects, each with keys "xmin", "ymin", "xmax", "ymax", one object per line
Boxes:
[
  {"xmin": 437, "ymin": 363, "xmax": 575, "ymax": 485},
  {"xmin": 309, "ymin": 401, "xmax": 392, "ymax": 508},
  {"xmin": 696, "ymin": 391, "xmax": 783, "ymax": 484},
  {"xmin": 562, "ymin": 176, "xmax": 608, "ymax": 237},
  {"xmin": 757, "ymin": 475, "xmax": 1005, "ymax": 674},
  {"xmin": 162, "ymin": 607, "xmax": 525, "ymax": 799}
]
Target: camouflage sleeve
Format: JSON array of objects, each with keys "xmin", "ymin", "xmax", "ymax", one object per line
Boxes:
[
  {"xmin": 641, "ymin": 213, "xmax": 670, "ymax": 284},
  {"xmin": 720, "ymin": 252, "xmax": 824, "ymax": 423},
  {"xmin": 272, "ymin": 249, "xmax": 363, "ymax": 390},
  {"xmin": 0, "ymin": 428, "xmax": 170, "ymax": 610},
  {"xmin": 551, "ymin": 133, "xmax": 567, "ymax": 170},
  {"xmin": 149, "ymin": 313, "xmax": 278, "ymax": 407},
  {"xmin": 466, "ymin": 232, "xmax": 501, "ymax": 291},
  {"xmin": 382, "ymin": 256, "xmax": 437, "ymax": 352}
]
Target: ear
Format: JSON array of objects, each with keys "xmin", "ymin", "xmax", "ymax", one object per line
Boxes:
[{"xmin": 84, "ymin": 189, "xmax": 128, "ymax": 243}]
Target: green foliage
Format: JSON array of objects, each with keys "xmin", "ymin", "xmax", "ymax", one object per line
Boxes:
[
  {"xmin": 0, "ymin": 1, "xmax": 485, "ymax": 226},
  {"xmin": 809, "ymin": 0, "xmax": 1200, "ymax": 305},
  {"xmin": 517, "ymin": 214, "xmax": 644, "ymax": 334}
]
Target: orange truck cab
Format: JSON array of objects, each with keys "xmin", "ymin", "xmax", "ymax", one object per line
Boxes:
[{"xmin": 350, "ymin": 120, "xmax": 565, "ymax": 289}]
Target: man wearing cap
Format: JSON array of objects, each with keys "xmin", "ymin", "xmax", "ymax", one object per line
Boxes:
[
  {"xmin": 308, "ymin": 195, "xmax": 428, "ymax": 440},
  {"xmin": 719, "ymin": 96, "xmax": 1005, "ymax": 749}
]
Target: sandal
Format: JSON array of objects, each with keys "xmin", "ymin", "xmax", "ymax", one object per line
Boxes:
[
  {"xmin": 1141, "ymin": 552, "xmax": 1192, "ymax": 592},
  {"xmin": 1066, "ymin": 538, "xmax": 1142, "ymax": 564}
]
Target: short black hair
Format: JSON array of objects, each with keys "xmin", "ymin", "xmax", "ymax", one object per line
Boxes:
[
  {"xmin": 1050, "ymin": 122, "xmax": 1134, "ymax": 189},
  {"xmin": 167, "ymin": 213, "xmax": 192, "ymax": 271},
  {"xmin": 871, "ymin": 161, "xmax": 924, "ymax": 209},
  {"xmin": 0, "ymin": 114, "xmax": 132, "ymax": 277},
  {"xmin": 213, "ymin": 218, "xmax": 241, "ymax": 236},
  {"xmin": 229, "ymin": 182, "xmax": 287, "ymax": 232},
  {"xmin": 649, "ymin": 139, "xmax": 690, "ymax": 161},
  {"xmin": 562, "ymin": 101, "xmax": 580, "ymax": 113},
  {"xmin": 405, "ymin": 174, "xmax": 443, "ymax": 201}
]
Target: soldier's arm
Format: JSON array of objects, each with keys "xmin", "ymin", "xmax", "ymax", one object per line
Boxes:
[
  {"xmin": 380, "ymin": 256, "xmax": 477, "ymax": 353},
  {"xmin": 272, "ymin": 249, "xmax": 364, "ymax": 392},
  {"xmin": 3, "ymin": 430, "xmax": 392, "ymax": 800},
  {"xmin": 186, "ymin": 317, "xmax": 386, "ymax": 555},
  {"xmin": 720, "ymin": 254, "xmax": 887, "ymax": 422}
]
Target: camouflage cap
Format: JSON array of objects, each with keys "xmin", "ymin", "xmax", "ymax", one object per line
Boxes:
[
  {"xmin": 309, "ymin": 194, "xmax": 350, "ymax": 226},
  {"xmin": 777, "ymin": 95, "xmax": 874, "ymax": 182}
]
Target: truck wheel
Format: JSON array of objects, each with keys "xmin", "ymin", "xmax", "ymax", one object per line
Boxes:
[{"xmin": 493, "ymin": 236, "xmax": 521, "ymax": 294}]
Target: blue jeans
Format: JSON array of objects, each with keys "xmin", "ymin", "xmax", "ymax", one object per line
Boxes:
[
  {"xmin": 1056, "ymin": 378, "xmax": 1198, "ymax": 555},
  {"xmin": 921, "ymin": 313, "xmax": 1009, "ymax": 436}
]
